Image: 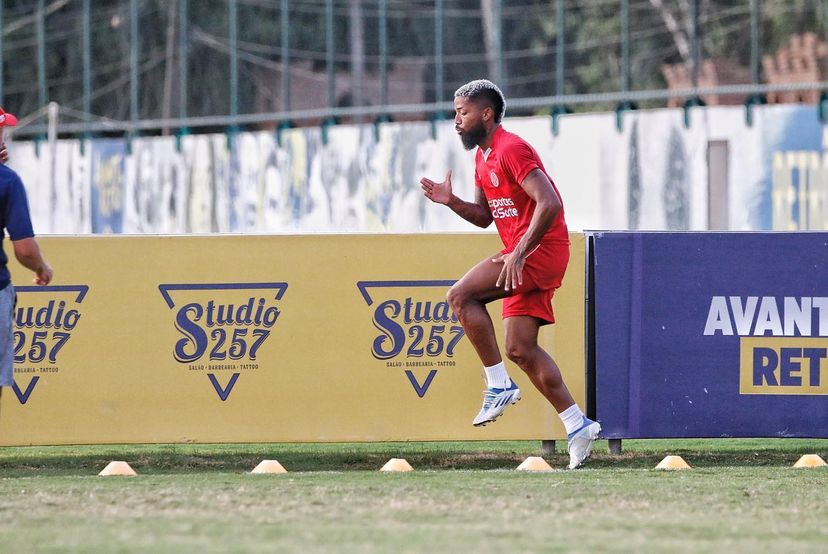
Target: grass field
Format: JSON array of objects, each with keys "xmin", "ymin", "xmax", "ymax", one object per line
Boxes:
[{"xmin": 0, "ymin": 439, "xmax": 826, "ymax": 553}]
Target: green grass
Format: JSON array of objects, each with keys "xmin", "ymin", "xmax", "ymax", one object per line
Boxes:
[{"xmin": 0, "ymin": 439, "xmax": 826, "ymax": 553}]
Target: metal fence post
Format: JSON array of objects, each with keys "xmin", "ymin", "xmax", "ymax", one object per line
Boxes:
[
  {"xmin": 281, "ymin": 0, "xmax": 291, "ymax": 114},
  {"xmin": 176, "ymin": 0, "xmax": 189, "ymax": 150},
  {"xmin": 276, "ymin": 0, "xmax": 293, "ymax": 144},
  {"xmin": 129, "ymin": 0, "xmax": 139, "ymax": 144},
  {"xmin": 615, "ymin": 0, "xmax": 637, "ymax": 132},
  {"xmin": 431, "ymin": 0, "xmax": 445, "ymax": 139},
  {"xmin": 374, "ymin": 0, "xmax": 391, "ymax": 140},
  {"xmin": 379, "ymin": 0, "xmax": 388, "ymax": 110},
  {"xmin": 494, "ymin": 0, "xmax": 504, "ymax": 90},
  {"xmin": 683, "ymin": 0, "xmax": 704, "ymax": 128},
  {"xmin": 0, "ymin": 1, "xmax": 5, "ymax": 106},
  {"xmin": 37, "ymin": 0, "xmax": 47, "ymax": 110},
  {"xmin": 228, "ymin": 0, "xmax": 239, "ymax": 142},
  {"xmin": 435, "ymin": 0, "xmax": 444, "ymax": 106},
  {"xmin": 321, "ymin": 0, "xmax": 337, "ymax": 143},
  {"xmin": 745, "ymin": 0, "xmax": 767, "ymax": 126},
  {"xmin": 551, "ymin": 0, "xmax": 571, "ymax": 135},
  {"xmin": 822, "ymin": 0, "xmax": 828, "ymax": 123}
]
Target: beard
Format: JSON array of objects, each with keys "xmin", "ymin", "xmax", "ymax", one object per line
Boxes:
[{"xmin": 459, "ymin": 121, "xmax": 487, "ymax": 150}]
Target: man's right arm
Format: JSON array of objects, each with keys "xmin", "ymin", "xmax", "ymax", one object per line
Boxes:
[
  {"xmin": 420, "ymin": 170, "xmax": 493, "ymax": 228},
  {"xmin": 12, "ymin": 237, "xmax": 53, "ymax": 285},
  {"xmin": 445, "ymin": 187, "xmax": 493, "ymax": 228}
]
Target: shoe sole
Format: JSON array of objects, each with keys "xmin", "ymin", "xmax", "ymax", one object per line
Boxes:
[{"xmin": 472, "ymin": 392, "xmax": 522, "ymax": 427}]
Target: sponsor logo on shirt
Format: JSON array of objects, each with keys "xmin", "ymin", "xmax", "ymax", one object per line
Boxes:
[{"xmin": 488, "ymin": 197, "xmax": 518, "ymax": 219}]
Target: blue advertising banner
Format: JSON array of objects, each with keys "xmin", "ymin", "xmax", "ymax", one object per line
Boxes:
[
  {"xmin": 591, "ymin": 232, "xmax": 828, "ymax": 438},
  {"xmin": 90, "ymin": 139, "xmax": 126, "ymax": 233}
]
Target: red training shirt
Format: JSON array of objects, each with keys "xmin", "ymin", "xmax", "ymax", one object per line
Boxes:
[{"xmin": 474, "ymin": 126, "xmax": 569, "ymax": 251}]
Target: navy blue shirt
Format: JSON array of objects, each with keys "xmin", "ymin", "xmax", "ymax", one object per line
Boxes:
[{"xmin": 0, "ymin": 165, "xmax": 34, "ymax": 289}]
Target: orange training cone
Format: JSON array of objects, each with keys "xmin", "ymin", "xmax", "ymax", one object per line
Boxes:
[
  {"xmin": 655, "ymin": 455, "xmax": 692, "ymax": 470},
  {"xmin": 793, "ymin": 454, "xmax": 827, "ymax": 468},
  {"xmin": 380, "ymin": 458, "xmax": 414, "ymax": 472},
  {"xmin": 98, "ymin": 461, "xmax": 137, "ymax": 476},
  {"xmin": 516, "ymin": 456, "xmax": 554, "ymax": 472},
  {"xmin": 250, "ymin": 460, "xmax": 288, "ymax": 474}
]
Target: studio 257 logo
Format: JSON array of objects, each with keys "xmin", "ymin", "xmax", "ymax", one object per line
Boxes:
[
  {"xmin": 357, "ymin": 280, "xmax": 464, "ymax": 397},
  {"xmin": 158, "ymin": 282, "xmax": 288, "ymax": 401},
  {"xmin": 13, "ymin": 285, "xmax": 89, "ymax": 404}
]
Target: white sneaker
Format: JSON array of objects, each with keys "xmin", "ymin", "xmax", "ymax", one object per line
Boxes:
[
  {"xmin": 567, "ymin": 418, "xmax": 601, "ymax": 469},
  {"xmin": 472, "ymin": 380, "xmax": 521, "ymax": 426}
]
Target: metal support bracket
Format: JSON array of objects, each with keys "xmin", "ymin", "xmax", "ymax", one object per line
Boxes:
[
  {"xmin": 682, "ymin": 97, "xmax": 706, "ymax": 128},
  {"xmin": 321, "ymin": 117, "xmax": 337, "ymax": 145},
  {"xmin": 276, "ymin": 121, "xmax": 294, "ymax": 147},
  {"xmin": 744, "ymin": 94, "xmax": 767, "ymax": 127},
  {"xmin": 615, "ymin": 100, "xmax": 638, "ymax": 132},
  {"xmin": 551, "ymin": 105, "xmax": 572, "ymax": 136},
  {"xmin": 373, "ymin": 114, "xmax": 393, "ymax": 142}
]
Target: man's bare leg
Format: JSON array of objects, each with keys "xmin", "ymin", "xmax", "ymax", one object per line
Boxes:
[
  {"xmin": 503, "ymin": 315, "xmax": 575, "ymax": 412},
  {"xmin": 446, "ymin": 254, "xmax": 510, "ymax": 366},
  {"xmin": 504, "ymin": 315, "xmax": 600, "ymax": 468},
  {"xmin": 448, "ymin": 254, "xmax": 521, "ymax": 425}
]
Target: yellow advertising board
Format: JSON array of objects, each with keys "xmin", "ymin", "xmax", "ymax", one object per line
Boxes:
[{"xmin": 0, "ymin": 233, "xmax": 585, "ymax": 445}]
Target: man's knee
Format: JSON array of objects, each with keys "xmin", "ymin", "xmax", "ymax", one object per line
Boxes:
[
  {"xmin": 446, "ymin": 285, "xmax": 469, "ymax": 314},
  {"xmin": 505, "ymin": 340, "xmax": 533, "ymax": 367}
]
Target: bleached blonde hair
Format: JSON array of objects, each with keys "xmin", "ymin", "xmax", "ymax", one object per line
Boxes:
[{"xmin": 454, "ymin": 79, "xmax": 506, "ymax": 122}]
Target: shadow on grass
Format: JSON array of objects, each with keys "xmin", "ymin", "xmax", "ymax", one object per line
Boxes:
[
  {"xmin": 0, "ymin": 439, "xmax": 825, "ymax": 476},
  {"xmin": 0, "ymin": 447, "xmax": 532, "ymax": 476}
]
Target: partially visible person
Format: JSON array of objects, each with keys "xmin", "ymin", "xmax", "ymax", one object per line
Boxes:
[
  {"xmin": 420, "ymin": 79, "xmax": 599, "ymax": 469},
  {"xmin": 0, "ymin": 107, "xmax": 53, "ymax": 408},
  {"xmin": 0, "ymin": 113, "xmax": 8, "ymax": 164}
]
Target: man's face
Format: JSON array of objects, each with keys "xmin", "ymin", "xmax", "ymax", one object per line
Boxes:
[
  {"xmin": 454, "ymin": 96, "xmax": 488, "ymax": 151},
  {"xmin": 0, "ymin": 127, "xmax": 6, "ymax": 164}
]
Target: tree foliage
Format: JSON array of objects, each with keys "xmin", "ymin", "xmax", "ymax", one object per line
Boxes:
[{"xmin": 0, "ymin": 0, "xmax": 824, "ymax": 128}]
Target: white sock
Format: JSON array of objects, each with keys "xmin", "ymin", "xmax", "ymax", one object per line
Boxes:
[
  {"xmin": 483, "ymin": 361, "xmax": 511, "ymax": 389},
  {"xmin": 559, "ymin": 404, "xmax": 586, "ymax": 435}
]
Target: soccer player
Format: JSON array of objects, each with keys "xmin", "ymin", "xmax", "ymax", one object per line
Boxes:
[
  {"xmin": 0, "ymin": 107, "xmax": 53, "ymax": 411},
  {"xmin": 420, "ymin": 79, "xmax": 599, "ymax": 469}
]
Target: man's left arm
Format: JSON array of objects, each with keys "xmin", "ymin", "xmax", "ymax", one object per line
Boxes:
[
  {"xmin": 12, "ymin": 237, "xmax": 52, "ymax": 285},
  {"xmin": 6, "ymin": 174, "xmax": 51, "ymax": 285},
  {"xmin": 494, "ymin": 168, "xmax": 561, "ymax": 290}
]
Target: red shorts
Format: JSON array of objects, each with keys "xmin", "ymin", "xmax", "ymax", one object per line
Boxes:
[{"xmin": 501, "ymin": 241, "xmax": 570, "ymax": 325}]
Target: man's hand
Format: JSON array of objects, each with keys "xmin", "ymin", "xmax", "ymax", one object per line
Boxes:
[
  {"xmin": 492, "ymin": 249, "xmax": 526, "ymax": 292},
  {"xmin": 420, "ymin": 170, "xmax": 454, "ymax": 205},
  {"xmin": 34, "ymin": 263, "xmax": 53, "ymax": 286},
  {"xmin": 12, "ymin": 237, "xmax": 52, "ymax": 286},
  {"xmin": 0, "ymin": 142, "xmax": 9, "ymax": 164}
]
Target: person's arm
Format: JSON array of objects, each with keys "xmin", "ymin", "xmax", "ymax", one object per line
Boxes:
[
  {"xmin": 12, "ymin": 237, "xmax": 52, "ymax": 285},
  {"xmin": 420, "ymin": 170, "xmax": 493, "ymax": 228},
  {"xmin": 511, "ymin": 168, "xmax": 561, "ymax": 256},
  {"xmin": 493, "ymin": 168, "xmax": 561, "ymax": 290}
]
